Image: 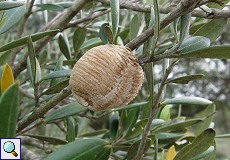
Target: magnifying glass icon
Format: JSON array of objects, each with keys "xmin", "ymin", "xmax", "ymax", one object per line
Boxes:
[{"xmin": 3, "ymin": 141, "xmax": 18, "ymax": 157}]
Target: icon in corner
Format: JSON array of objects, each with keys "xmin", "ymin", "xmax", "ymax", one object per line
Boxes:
[
  {"xmin": 1, "ymin": 138, "xmax": 21, "ymax": 160},
  {"xmin": 3, "ymin": 141, "xmax": 18, "ymax": 157}
]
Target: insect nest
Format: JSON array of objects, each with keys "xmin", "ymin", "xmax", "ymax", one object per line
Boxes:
[{"xmin": 69, "ymin": 44, "xmax": 144, "ymax": 111}]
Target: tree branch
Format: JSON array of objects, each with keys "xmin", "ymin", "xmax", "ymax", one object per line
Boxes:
[
  {"xmin": 125, "ymin": 0, "xmax": 203, "ymax": 50},
  {"xmin": 17, "ymin": 88, "xmax": 72, "ymax": 132},
  {"xmin": 134, "ymin": 60, "xmax": 177, "ymax": 160},
  {"xmin": 98, "ymin": 0, "xmax": 230, "ymax": 19},
  {"xmin": 13, "ymin": 0, "xmax": 92, "ymax": 78}
]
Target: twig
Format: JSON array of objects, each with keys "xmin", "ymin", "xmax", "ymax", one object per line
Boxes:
[
  {"xmin": 17, "ymin": 87, "xmax": 72, "ymax": 132},
  {"xmin": 13, "ymin": 0, "xmax": 92, "ymax": 78},
  {"xmin": 65, "ymin": 8, "xmax": 111, "ymax": 29},
  {"xmin": 134, "ymin": 60, "xmax": 178, "ymax": 160},
  {"xmin": 98, "ymin": 0, "xmax": 230, "ymax": 19},
  {"xmin": 125, "ymin": 0, "xmax": 206, "ymax": 50}
]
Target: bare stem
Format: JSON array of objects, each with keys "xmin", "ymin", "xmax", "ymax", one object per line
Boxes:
[
  {"xmin": 134, "ymin": 60, "xmax": 177, "ymax": 160},
  {"xmin": 17, "ymin": 88, "xmax": 72, "ymax": 132}
]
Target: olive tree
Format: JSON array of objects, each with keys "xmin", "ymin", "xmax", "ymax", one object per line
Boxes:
[{"xmin": 0, "ymin": 0, "xmax": 230, "ymax": 159}]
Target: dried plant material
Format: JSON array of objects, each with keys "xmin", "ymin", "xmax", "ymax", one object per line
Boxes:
[{"xmin": 69, "ymin": 44, "xmax": 144, "ymax": 111}]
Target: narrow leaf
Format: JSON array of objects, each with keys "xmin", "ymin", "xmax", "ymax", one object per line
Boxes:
[
  {"xmin": 0, "ymin": 51, "xmax": 11, "ymax": 66},
  {"xmin": 1, "ymin": 63, "xmax": 14, "ymax": 93},
  {"xmin": 113, "ymin": 101, "xmax": 147, "ymax": 111},
  {"xmin": 194, "ymin": 19, "xmax": 227, "ymax": 42},
  {"xmin": 58, "ymin": 34, "xmax": 71, "ymax": 59},
  {"xmin": 73, "ymin": 27, "xmax": 87, "ymax": 52},
  {"xmin": 191, "ymin": 146, "xmax": 215, "ymax": 160},
  {"xmin": 0, "ymin": 1, "xmax": 25, "ymax": 10},
  {"xmin": 36, "ymin": 4, "xmax": 64, "ymax": 11},
  {"xmin": 41, "ymin": 79, "xmax": 69, "ymax": 96},
  {"xmin": 166, "ymin": 145, "xmax": 176, "ymax": 160},
  {"xmin": 174, "ymin": 129, "xmax": 215, "ymax": 160},
  {"xmin": 23, "ymin": 134, "xmax": 67, "ymax": 145},
  {"xmin": 166, "ymin": 74, "xmax": 204, "ymax": 84},
  {"xmin": 27, "ymin": 36, "xmax": 36, "ymax": 86},
  {"xmin": 179, "ymin": 13, "xmax": 191, "ymax": 44},
  {"xmin": 41, "ymin": 69, "xmax": 71, "ymax": 81},
  {"xmin": 156, "ymin": 119, "xmax": 202, "ymax": 132},
  {"xmin": 0, "ymin": 30, "xmax": 58, "ymax": 52},
  {"xmin": 45, "ymin": 102, "xmax": 87, "ymax": 122},
  {"xmin": 110, "ymin": 0, "xmax": 119, "ymax": 37},
  {"xmin": 50, "ymin": 56, "xmax": 65, "ymax": 86},
  {"xmin": 99, "ymin": 23, "xmax": 109, "ymax": 44},
  {"xmin": 178, "ymin": 45, "xmax": 230, "ymax": 59},
  {"xmin": 0, "ymin": 5, "xmax": 26, "ymax": 34},
  {"xmin": 66, "ymin": 116, "xmax": 75, "ymax": 142},
  {"xmin": 109, "ymin": 111, "xmax": 119, "ymax": 139},
  {"xmin": 127, "ymin": 138, "xmax": 151, "ymax": 160},
  {"xmin": 129, "ymin": 15, "xmax": 139, "ymax": 40},
  {"xmin": 161, "ymin": 97, "xmax": 212, "ymax": 106},
  {"xmin": 44, "ymin": 138, "xmax": 110, "ymax": 160},
  {"xmin": 179, "ymin": 36, "xmax": 210, "ymax": 53},
  {"xmin": 0, "ymin": 83, "xmax": 19, "ymax": 138}
]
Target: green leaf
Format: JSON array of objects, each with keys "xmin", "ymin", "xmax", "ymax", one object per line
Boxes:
[
  {"xmin": 125, "ymin": 119, "xmax": 148, "ymax": 139},
  {"xmin": 191, "ymin": 146, "xmax": 215, "ymax": 160},
  {"xmin": 58, "ymin": 34, "xmax": 71, "ymax": 59},
  {"xmin": 109, "ymin": 111, "xmax": 119, "ymax": 139},
  {"xmin": 129, "ymin": 15, "xmax": 139, "ymax": 40},
  {"xmin": 156, "ymin": 132, "xmax": 184, "ymax": 140},
  {"xmin": 122, "ymin": 108, "xmax": 139, "ymax": 136},
  {"xmin": 193, "ymin": 19, "xmax": 228, "ymax": 42},
  {"xmin": 0, "ymin": 1, "xmax": 25, "ymax": 10},
  {"xmin": 55, "ymin": 2, "xmax": 73, "ymax": 8},
  {"xmin": 174, "ymin": 128, "xmax": 215, "ymax": 160},
  {"xmin": 45, "ymin": 102, "xmax": 87, "ymax": 122},
  {"xmin": 27, "ymin": 57, "xmax": 41, "ymax": 86},
  {"xmin": 166, "ymin": 74, "xmax": 204, "ymax": 84},
  {"xmin": 178, "ymin": 45, "xmax": 230, "ymax": 59},
  {"xmin": 99, "ymin": 23, "xmax": 109, "ymax": 44},
  {"xmin": 41, "ymin": 79, "xmax": 69, "ymax": 96},
  {"xmin": 36, "ymin": 4, "xmax": 64, "ymax": 11},
  {"xmin": 23, "ymin": 134, "xmax": 67, "ymax": 145},
  {"xmin": 0, "ymin": 51, "xmax": 11, "ymax": 67},
  {"xmin": 110, "ymin": 0, "xmax": 119, "ymax": 37},
  {"xmin": 73, "ymin": 27, "xmax": 87, "ymax": 52},
  {"xmin": 159, "ymin": 105, "xmax": 170, "ymax": 121},
  {"xmin": 152, "ymin": 0, "xmax": 160, "ymax": 51},
  {"xmin": 0, "ymin": 5, "xmax": 26, "ymax": 34},
  {"xmin": 113, "ymin": 101, "xmax": 147, "ymax": 111},
  {"xmin": 41, "ymin": 69, "xmax": 71, "ymax": 81},
  {"xmin": 79, "ymin": 129, "xmax": 109, "ymax": 137},
  {"xmin": 0, "ymin": 30, "xmax": 58, "ymax": 52},
  {"xmin": 27, "ymin": 36, "xmax": 42, "ymax": 86},
  {"xmin": 44, "ymin": 138, "xmax": 110, "ymax": 160},
  {"xmin": 0, "ymin": 83, "xmax": 19, "ymax": 138},
  {"xmin": 156, "ymin": 119, "xmax": 202, "ymax": 132},
  {"xmin": 82, "ymin": 37, "xmax": 103, "ymax": 50},
  {"xmin": 193, "ymin": 103, "xmax": 215, "ymax": 136},
  {"xmin": 179, "ymin": 36, "xmax": 210, "ymax": 53},
  {"xmin": 161, "ymin": 97, "xmax": 212, "ymax": 106},
  {"xmin": 50, "ymin": 56, "xmax": 65, "ymax": 86},
  {"xmin": 66, "ymin": 116, "xmax": 76, "ymax": 142},
  {"xmin": 179, "ymin": 13, "xmax": 191, "ymax": 44},
  {"xmin": 127, "ymin": 138, "xmax": 151, "ymax": 160}
]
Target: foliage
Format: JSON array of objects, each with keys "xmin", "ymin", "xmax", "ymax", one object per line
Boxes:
[{"xmin": 0, "ymin": 0, "xmax": 230, "ymax": 159}]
